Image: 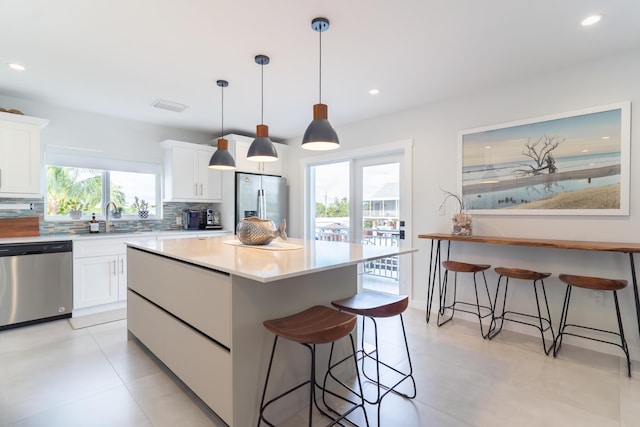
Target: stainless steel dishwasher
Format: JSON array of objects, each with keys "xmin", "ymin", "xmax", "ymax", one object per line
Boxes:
[{"xmin": 0, "ymin": 240, "xmax": 73, "ymax": 330}]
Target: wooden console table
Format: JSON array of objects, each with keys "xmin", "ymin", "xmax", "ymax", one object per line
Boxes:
[{"xmin": 417, "ymin": 233, "xmax": 640, "ymax": 338}]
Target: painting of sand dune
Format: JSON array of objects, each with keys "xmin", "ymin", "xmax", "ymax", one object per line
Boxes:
[{"xmin": 458, "ymin": 102, "xmax": 630, "ymax": 215}]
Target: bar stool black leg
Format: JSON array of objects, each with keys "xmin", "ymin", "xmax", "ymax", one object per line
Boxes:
[
  {"xmin": 554, "ymin": 285, "xmax": 572, "ymax": 356},
  {"xmin": 321, "ymin": 335, "xmax": 369, "ymax": 427},
  {"xmin": 533, "ymin": 278, "xmax": 555, "ymax": 355},
  {"xmin": 474, "ymin": 271, "xmax": 493, "ymax": 338},
  {"xmin": 258, "ymin": 336, "xmax": 279, "ymax": 427},
  {"xmin": 489, "ymin": 275, "xmax": 509, "ymax": 338}
]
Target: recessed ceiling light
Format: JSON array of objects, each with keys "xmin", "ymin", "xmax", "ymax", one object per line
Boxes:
[
  {"xmin": 601, "ymin": 136, "xmax": 610, "ymax": 139},
  {"xmin": 581, "ymin": 15, "xmax": 601, "ymax": 26},
  {"xmin": 369, "ymin": 88, "xmax": 380, "ymax": 95},
  {"xmin": 7, "ymin": 63, "xmax": 25, "ymax": 71}
]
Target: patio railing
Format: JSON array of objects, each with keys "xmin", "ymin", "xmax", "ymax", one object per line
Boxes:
[{"xmin": 315, "ymin": 226, "xmax": 399, "ymax": 280}]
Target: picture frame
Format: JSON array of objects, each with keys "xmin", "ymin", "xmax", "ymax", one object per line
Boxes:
[{"xmin": 458, "ymin": 101, "xmax": 631, "ymax": 216}]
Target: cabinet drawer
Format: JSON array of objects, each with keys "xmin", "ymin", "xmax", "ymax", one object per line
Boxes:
[
  {"xmin": 127, "ymin": 290, "xmax": 168, "ymax": 358},
  {"xmin": 127, "ymin": 248, "xmax": 232, "ymax": 347},
  {"xmin": 165, "ymin": 313, "xmax": 232, "ymax": 424},
  {"xmin": 73, "ymin": 238, "xmax": 128, "ymax": 258},
  {"xmin": 128, "ymin": 289, "xmax": 232, "ymax": 425}
]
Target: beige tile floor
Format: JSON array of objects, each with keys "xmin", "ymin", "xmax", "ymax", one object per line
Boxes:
[{"xmin": 1, "ymin": 308, "xmax": 638, "ymax": 427}]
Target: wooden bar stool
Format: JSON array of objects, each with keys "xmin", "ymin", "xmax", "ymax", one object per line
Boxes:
[
  {"xmin": 489, "ymin": 267, "xmax": 555, "ymax": 354},
  {"xmin": 258, "ymin": 305, "xmax": 369, "ymax": 426},
  {"xmin": 554, "ymin": 274, "xmax": 631, "ymax": 377},
  {"xmin": 328, "ymin": 290, "xmax": 417, "ymax": 425},
  {"xmin": 438, "ymin": 260, "xmax": 493, "ymax": 338}
]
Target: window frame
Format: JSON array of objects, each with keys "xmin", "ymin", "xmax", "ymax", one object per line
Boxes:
[{"xmin": 44, "ymin": 152, "xmax": 162, "ymax": 221}]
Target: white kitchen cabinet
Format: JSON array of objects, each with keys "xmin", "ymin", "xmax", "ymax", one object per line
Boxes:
[
  {"xmin": 161, "ymin": 140, "xmax": 223, "ymax": 202},
  {"xmin": 0, "ymin": 112, "xmax": 49, "ymax": 197},
  {"xmin": 73, "ymin": 237, "xmax": 128, "ymax": 310},
  {"xmin": 223, "ymin": 134, "xmax": 287, "ymax": 177}
]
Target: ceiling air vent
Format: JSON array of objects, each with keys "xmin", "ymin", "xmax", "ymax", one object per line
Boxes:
[{"xmin": 152, "ymin": 99, "xmax": 188, "ymax": 112}]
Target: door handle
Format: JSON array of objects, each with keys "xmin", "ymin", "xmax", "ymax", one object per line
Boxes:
[
  {"xmin": 194, "ymin": 183, "xmax": 198, "ymax": 196},
  {"xmin": 113, "ymin": 260, "xmax": 117, "ymax": 276},
  {"xmin": 200, "ymin": 183, "xmax": 203, "ymax": 195},
  {"xmin": 120, "ymin": 258, "xmax": 124, "ymax": 275}
]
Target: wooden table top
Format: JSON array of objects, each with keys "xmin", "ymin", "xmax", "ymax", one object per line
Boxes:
[{"xmin": 417, "ymin": 233, "xmax": 640, "ymax": 253}]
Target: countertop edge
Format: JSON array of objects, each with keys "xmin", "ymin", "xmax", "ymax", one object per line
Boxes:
[
  {"xmin": 0, "ymin": 230, "xmax": 232, "ymax": 245},
  {"xmin": 126, "ymin": 239, "xmax": 417, "ymax": 283}
]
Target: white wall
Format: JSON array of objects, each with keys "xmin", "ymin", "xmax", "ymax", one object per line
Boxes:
[
  {"xmin": 285, "ymin": 48, "xmax": 640, "ymax": 360},
  {"xmin": 0, "ymin": 94, "xmax": 212, "ymax": 163}
]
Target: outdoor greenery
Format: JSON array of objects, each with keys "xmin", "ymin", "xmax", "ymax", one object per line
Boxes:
[
  {"xmin": 315, "ymin": 197, "xmax": 349, "ymax": 217},
  {"xmin": 46, "ymin": 166, "xmax": 127, "ymax": 216}
]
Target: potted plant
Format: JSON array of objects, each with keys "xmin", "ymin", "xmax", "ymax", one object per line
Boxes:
[
  {"xmin": 68, "ymin": 200, "xmax": 84, "ymax": 220},
  {"xmin": 133, "ymin": 196, "xmax": 150, "ymax": 219},
  {"xmin": 439, "ymin": 188, "xmax": 472, "ymax": 236},
  {"xmin": 111, "ymin": 206, "xmax": 124, "ymax": 219}
]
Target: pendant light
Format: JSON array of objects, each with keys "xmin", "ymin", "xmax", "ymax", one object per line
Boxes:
[
  {"xmin": 247, "ymin": 54, "xmax": 278, "ymax": 162},
  {"xmin": 209, "ymin": 80, "xmax": 236, "ymax": 170},
  {"xmin": 302, "ymin": 17, "xmax": 339, "ymax": 151}
]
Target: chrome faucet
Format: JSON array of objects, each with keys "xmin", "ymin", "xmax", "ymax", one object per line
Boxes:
[{"xmin": 104, "ymin": 201, "xmax": 118, "ymax": 233}]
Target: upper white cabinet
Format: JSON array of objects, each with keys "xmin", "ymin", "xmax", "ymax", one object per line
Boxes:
[
  {"xmin": 224, "ymin": 134, "xmax": 287, "ymax": 177},
  {"xmin": 0, "ymin": 112, "xmax": 49, "ymax": 197},
  {"xmin": 161, "ymin": 140, "xmax": 223, "ymax": 202}
]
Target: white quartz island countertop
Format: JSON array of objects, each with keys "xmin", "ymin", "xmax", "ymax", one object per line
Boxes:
[{"xmin": 126, "ymin": 235, "xmax": 417, "ymax": 283}]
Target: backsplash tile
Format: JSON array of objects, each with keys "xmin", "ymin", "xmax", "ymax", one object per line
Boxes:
[{"xmin": 0, "ymin": 197, "xmax": 219, "ymax": 235}]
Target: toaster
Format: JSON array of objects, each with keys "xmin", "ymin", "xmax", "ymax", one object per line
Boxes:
[{"xmin": 182, "ymin": 210, "xmax": 200, "ymax": 230}]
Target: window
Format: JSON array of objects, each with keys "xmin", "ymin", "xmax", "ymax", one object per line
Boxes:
[{"xmin": 45, "ymin": 153, "xmax": 161, "ymax": 220}]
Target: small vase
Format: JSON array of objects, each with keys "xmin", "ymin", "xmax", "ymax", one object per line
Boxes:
[
  {"xmin": 111, "ymin": 211, "xmax": 122, "ymax": 219},
  {"xmin": 138, "ymin": 210, "xmax": 149, "ymax": 219},
  {"xmin": 452, "ymin": 213, "xmax": 472, "ymax": 237},
  {"xmin": 69, "ymin": 210, "xmax": 82, "ymax": 220}
]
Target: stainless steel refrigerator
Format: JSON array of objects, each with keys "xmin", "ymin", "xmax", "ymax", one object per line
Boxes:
[{"xmin": 235, "ymin": 172, "xmax": 288, "ymax": 230}]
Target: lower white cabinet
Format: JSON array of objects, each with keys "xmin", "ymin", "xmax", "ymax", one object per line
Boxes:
[{"xmin": 73, "ymin": 238, "xmax": 128, "ymax": 310}]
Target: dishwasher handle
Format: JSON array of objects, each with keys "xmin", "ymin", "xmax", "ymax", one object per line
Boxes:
[{"xmin": 0, "ymin": 241, "xmax": 72, "ymax": 257}]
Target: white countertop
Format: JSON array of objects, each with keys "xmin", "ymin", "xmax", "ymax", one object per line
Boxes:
[
  {"xmin": 126, "ymin": 235, "xmax": 417, "ymax": 283},
  {"xmin": 0, "ymin": 229, "xmax": 231, "ymax": 245}
]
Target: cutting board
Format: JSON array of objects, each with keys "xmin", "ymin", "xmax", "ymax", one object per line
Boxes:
[{"xmin": 0, "ymin": 217, "xmax": 40, "ymax": 237}]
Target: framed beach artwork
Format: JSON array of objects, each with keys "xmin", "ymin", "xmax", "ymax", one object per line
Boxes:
[{"xmin": 458, "ymin": 101, "xmax": 631, "ymax": 216}]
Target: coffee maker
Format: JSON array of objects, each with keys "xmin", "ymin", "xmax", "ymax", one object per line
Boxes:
[{"xmin": 201, "ymin": 208, "xmax": 222, "ymax": 229}]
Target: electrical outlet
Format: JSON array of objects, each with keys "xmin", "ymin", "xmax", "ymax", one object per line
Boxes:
[
  {"xmin": 592, "ymin": 290, "xmax": 604, "ymax": 305},
  {"xmin": 176, "ymin": 216, "xmax": 183, "ymax": 226}
]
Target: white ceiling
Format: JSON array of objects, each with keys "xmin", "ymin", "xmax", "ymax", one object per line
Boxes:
[{"xmin": 2, "ymin": 1, "xmax": 640, "ymax": 141}]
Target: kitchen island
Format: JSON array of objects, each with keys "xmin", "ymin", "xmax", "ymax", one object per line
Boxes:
[{"xmin": 126, "ymin": 235, "xmax": 415, "ymax": 426}]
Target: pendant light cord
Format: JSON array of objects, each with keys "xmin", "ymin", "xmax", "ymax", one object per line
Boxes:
[
  {"xmin": 261, "ymin": 62, "xmax": 264, "ymax": 125},
  {"xmin": 318, "ymin": 28, "xmax": 322, "ymax": 104},
  {"xmin": 220, "ymin": 84, "xmax": 224, "ymax": 137}
]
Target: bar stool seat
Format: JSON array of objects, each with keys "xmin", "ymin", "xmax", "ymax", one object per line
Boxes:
[
  {"xmin": 489, "ymin": 267, "xmax": 555, "ymax": 354},
  {"xmin": 438, "ymin": 260, "xmax": 494, "ymax": 338},
  {"xmin": 259, "ymin": 305, "xmax": 369, "ymax": 426},
  {"xmin": 554, "ymin": 274, "xmax": 631, "ymax": 377},
  {"xmin": 329, "ymin": 290, "xmax": 416, "ymax": 426}
]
